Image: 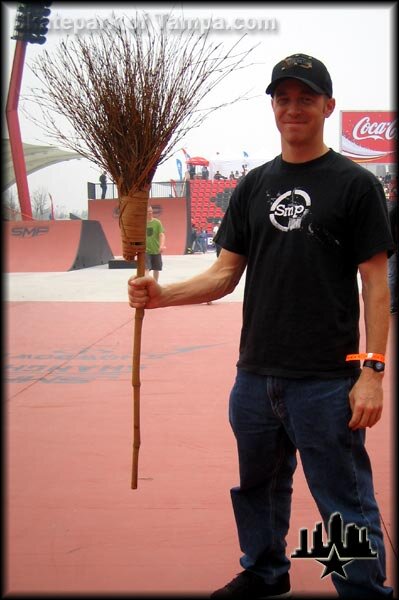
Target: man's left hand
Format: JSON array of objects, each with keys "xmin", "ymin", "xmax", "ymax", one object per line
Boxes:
[{"xmin": 348, "ymin": 369, "xmax": 384, "ymax": 429}]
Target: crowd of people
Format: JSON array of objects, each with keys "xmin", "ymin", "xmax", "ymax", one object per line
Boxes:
[
  {"xmin": 380, "ymin": 172, "xmax": 397, "ymax": 315},
  {"xmin": 187, "ymin": 220, "xmax": 223, "ymax": 255},
  {"xmin": 214, "ymin": 165, "xmax": 247, "ymax": 181},
  {"xmin": 379, "ymin": 171, "xmax": 397, "ymax": 203},
  {"xmin": 186, "ymin": 165, "xmax": 246, "ymax": 255},
  {"xmin": 185, "ymin": 165, "xmax": 248, "ymax": 181}
]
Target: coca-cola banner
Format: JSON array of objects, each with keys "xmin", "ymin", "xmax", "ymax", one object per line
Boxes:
[{"xmin": 340, "ymin": 111, "xmax": 396, "ymax": 164}]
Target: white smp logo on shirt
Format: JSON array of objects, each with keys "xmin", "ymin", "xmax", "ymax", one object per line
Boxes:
[{"xmin": 269, "ymin": 188, "xmax": 311, "ymax": 232}]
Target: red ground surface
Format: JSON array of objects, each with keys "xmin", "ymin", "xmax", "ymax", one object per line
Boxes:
[{"xmin": 5, "ymin": 301, "xmax": 396, "ymax": 597}]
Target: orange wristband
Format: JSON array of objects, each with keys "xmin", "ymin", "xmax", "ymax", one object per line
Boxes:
[{"xmin": 346, "ymin": 353, "xmax": 385, "ymax": 363}]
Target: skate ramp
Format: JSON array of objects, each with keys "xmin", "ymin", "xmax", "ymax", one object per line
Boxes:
[
  {"xmin": 5, "ymin": 220, "xmax": 114, "ymax": 272},
  {"xmin": 88, "ymin": 197, "xmax": 189, "ymax": 256}
]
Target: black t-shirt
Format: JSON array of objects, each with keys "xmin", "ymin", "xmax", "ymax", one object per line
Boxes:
[{"xmin": 214, "ymin": 149, "xmax": 394, "ymax": 378}]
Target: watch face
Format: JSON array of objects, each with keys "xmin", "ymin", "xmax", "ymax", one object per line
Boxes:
[{"xmin": 363, "ymin": 360, "xmax": 385, "ymax": 372}]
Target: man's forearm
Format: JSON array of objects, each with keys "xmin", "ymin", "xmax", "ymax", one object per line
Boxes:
[
  {"xmin": 160, "ymin": 261, "xmax": 243, "ymax": 306},
  {"xmin": 349, "ymin": 255, "xmax": 390, "ymax": 429},
  {"xmin": 362, "ymin": 273, "xmax": 390, "ymax": 355}
]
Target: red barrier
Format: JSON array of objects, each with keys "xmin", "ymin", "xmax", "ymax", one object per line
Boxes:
[
  {"xmin": 5, "ymin": 220, "xmax": 114, "ymax": 272},
  {"xmin": 88, "ymin": 197, "xmax": 189, "ymax": 256}
]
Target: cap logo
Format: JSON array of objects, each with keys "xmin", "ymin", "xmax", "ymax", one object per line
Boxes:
[
  {"xmin": 266, "ymin": 54, "xmax": 332, "ymax": 98},
  {"xmin": 281, "ymin": 55, "xmax": 312, "ymax": 71}
]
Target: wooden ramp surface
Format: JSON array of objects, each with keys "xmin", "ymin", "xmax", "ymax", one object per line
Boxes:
[{"xmin": 5, "ymin": 301, "xmax": 396, "ymax": 598}]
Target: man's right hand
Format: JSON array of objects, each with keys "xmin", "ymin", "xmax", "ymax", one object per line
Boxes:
[
  {"xmin": 127, "ymin": 250, "xmax": 246, "ymax": 310},
  {"xmin": 128, "ymin": 275, "xmax": 163, "ymax": 309}
]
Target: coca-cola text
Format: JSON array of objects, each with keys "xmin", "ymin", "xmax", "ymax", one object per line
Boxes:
[{"xmin": 352, "ymin": 116, "xmax": 397, "ymax": 141}]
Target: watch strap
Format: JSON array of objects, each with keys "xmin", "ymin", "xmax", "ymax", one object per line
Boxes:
[{"xmin": 363, "ymin": 359, "xmax": 385, "ymax": 372}]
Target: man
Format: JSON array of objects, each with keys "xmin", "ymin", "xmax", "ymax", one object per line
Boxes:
[
  {"xmin": 213, "ymin": 220, "xmax": 222, "ymax": 257},
  {"xmin": 99, "ymin": 171, "xmax": 107, "ymax": 199},
  {"xmin": 128, "ymin": 54, "xmax": 394, "ymax": 598},
  {"xmin": 202, "ymin": 165, "xmax": 210, "ymax": 180},
  {"xmin": 145, "ymin": 206, "xmax": 166, "ymax": 282}
]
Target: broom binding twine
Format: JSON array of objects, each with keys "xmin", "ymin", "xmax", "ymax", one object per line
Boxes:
[{"xmin": 119, "ymin": 192, "xmax": 149, "ymax": 261}]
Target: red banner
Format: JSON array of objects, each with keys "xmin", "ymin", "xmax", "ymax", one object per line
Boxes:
[{"xmin": 340, "ymin": 111, "xmax": 396, "ymax": 164}]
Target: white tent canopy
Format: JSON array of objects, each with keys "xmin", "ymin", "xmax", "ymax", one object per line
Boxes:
[
  {"xmin": 207, "ymin": 156, "xmax": 266, "ymax": 179},
  {"xmin": 3, "ymin": 139, "xmax": 81, "ymax": 190}
]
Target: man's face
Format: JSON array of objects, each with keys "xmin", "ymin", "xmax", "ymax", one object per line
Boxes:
[
  {"xmin": 271, "ymin": 79, "xmax": 335, "ymax": 146},
  {"xmin": 147, "ymin": 209, "xmax": 153, "ymax": 221}
]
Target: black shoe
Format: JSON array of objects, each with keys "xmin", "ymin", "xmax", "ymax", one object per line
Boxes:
[{"xmin": 210, "ymin": 570, "xmax": 291, "ymax": 599}]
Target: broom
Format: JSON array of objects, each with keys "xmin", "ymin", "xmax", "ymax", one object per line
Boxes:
[{"xmin": 29, "ymin": 12, "xmax": 255, "ymax": 488}]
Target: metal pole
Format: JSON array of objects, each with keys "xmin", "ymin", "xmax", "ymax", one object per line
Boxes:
[{"xmin": 6, "ymin": 39, "xmax": 33, "ymax": 221}]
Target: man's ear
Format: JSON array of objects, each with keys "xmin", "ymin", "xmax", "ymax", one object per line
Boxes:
[{"xmin": 325, "ymin": 97, "xmax": 336, "ymax": 118}]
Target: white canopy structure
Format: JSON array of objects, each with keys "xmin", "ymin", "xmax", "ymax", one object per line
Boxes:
[
  {"xmin": 207, "ymin": 156, "xmax": 266, "ymax": 179},
  {"xmin": 3, "ymin": 139, "xmax": 81, "ymax": 190}
]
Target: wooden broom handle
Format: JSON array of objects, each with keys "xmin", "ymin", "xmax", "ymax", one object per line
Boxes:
[{"xmin": 131, "ymin": 251, "xmax": 146, "ymax": 489}]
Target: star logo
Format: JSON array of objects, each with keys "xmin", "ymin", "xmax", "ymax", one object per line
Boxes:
[
  {"xmin": 291, "ymin": 512, "xmax": 377, "ymax": 581},
  {"xmin": 316, "ymin": 544, "xmax": 353, "ymax": 579}
]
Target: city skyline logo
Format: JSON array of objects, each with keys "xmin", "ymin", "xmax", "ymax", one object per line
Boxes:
[{"xmin": 291, "ymin": 512, "xmax": 377, "ymax": 579}]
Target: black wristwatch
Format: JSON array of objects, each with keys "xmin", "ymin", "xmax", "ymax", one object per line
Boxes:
[{"xmin": 363, "ymin": 359, "xmax": 385, "ymax": 373}]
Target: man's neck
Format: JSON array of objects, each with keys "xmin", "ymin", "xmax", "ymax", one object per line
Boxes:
[{"xmin": 281, "ymin": 142, "xmax": 330, "ymax": 164}]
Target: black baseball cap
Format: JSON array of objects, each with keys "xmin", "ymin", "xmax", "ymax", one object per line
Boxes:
[{"xmin": 266, "ymin": 53, "xmax": 333, "ymax": 97}]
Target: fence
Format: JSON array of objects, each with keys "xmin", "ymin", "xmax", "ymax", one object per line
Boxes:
[{"xmin": 87, "ymin": 180, "xmax": 187, "ymax": 200}]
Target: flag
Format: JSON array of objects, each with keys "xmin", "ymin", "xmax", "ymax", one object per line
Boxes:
[
  {"xmin": 243, "ymin": 151, "xmax": 249, "ymax": 157},
  {"xmin": 176, "ymin": 158, "xmax": 183, "ymax": 180},
  {"xmin": 181, "ymin": 148, "xmax": 191, "ymax": 160},
  {"xmin": 48, "ymin": 193, "xmax": 55, "ymax": 220}
]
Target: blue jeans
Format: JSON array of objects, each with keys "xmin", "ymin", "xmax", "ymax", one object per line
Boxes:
[{"xmin": 229, "ymin": 369, "xmax": 393, "ymax": 598}]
